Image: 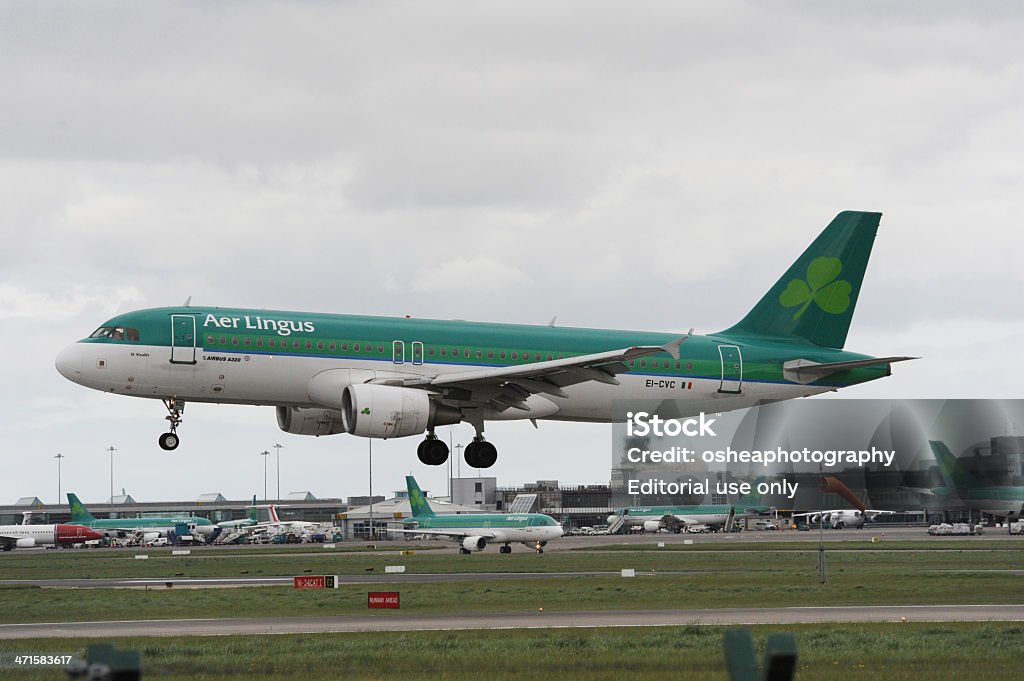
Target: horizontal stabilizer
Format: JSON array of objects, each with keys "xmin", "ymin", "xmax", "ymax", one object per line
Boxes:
[{"xmin": 783, "ymin": 356, "xmax": 916, "ymax": 384}]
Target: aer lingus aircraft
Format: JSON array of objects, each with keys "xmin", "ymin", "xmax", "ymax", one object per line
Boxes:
[
  {"xmin": 388, "ymin": 475, "xmax": 563, "ymax": 553},
  {"xmin": 608, "ymin": 482, "xmax": 770, "ymax": 533},
  {"xmin": 66, "ymin": 493, "xmax": 218, "ymax": 540},
  {"xmin": 55, "ymin": 211, "xmax": 912, "ymax": 469},
  {"xmin": 928, "ymin": 441, "xmax": 1024, "ymax": 520}
]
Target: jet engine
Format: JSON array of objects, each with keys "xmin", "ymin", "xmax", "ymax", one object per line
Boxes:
[
  {"xmin": 462, "ymin": 536, "xmax": 487, "ymax": 552},
  {"xmin": 276, "ymin": 407, "xmax": 347, "ymax": 436},
  {"xmin": 341, "ymin": 384, "xmax": 459, "ymax": 438},
  {"xmin": 15, "ymin": 537, "xmax": 36, "ymax": 548},
  {"xmin": 643, "ymin": 520, "xmax": 662, "ymax": 533}
]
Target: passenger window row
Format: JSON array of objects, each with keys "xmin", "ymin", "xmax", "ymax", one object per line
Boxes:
[{"xmin": 200, "ymin": 335, "xmax": 689, "ymax": 372}]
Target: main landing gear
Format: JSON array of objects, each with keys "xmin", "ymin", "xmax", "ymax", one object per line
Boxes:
[
  {"xmin": 463, "ymin": 437, "xmax": 497, "ymax": 468},
  {"xmin": 158, "ymin": 398, "xmax": 184, "ymax": 451},
  {"xmin": 500, "ymin": 545, "xmax": 512, "ymax": 553},
  {"xmin": 416, "ymin": 427, "xmax": 499, "ymax": 469},
  {"xmin": 416, "ymin": 431, "xmax": 450, "ymax": 466}
]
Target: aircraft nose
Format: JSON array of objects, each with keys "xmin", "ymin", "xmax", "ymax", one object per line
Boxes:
[{"xmin": 55, "ymin": 344, "xmax": 82, "ymax": 383}]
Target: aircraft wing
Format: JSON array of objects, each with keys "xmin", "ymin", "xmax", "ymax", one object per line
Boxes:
[
  {"xmin": 394, "ymin": 336, "xmax": 687, "ymax": 413},
  {"xmin": 388, "ymin": 527, "xmax": 496, "ymax": 540}
]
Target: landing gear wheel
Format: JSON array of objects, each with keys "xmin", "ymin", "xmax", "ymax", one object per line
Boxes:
[
  {"xmin": 160, "ymin": 398, "xmax": 185, "ymax": 452},
  {"xmin": 500, "ymin": 545, "xmax": 511, "ymax": 554},
  {"xmin": 459, "ymin": 547, "xmax": 471, "ymax": 555},
  {"xmin": 464, "ymin": 439, "xmax": 497, "ymax": 468},
  {"xmin": 536, "ymin": 547, "xmax": 544, "ymax": 554},
  {"xmin": 417, "ymin": 437, "xmax": 449, "ymax": 466}
]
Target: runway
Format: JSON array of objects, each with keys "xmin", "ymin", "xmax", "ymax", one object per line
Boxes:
[{"xmin": 1, "ymin": 604, "xmax": 1020, "ymax": 639}]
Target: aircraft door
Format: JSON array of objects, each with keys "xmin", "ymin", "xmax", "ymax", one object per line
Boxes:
[
  {"xmin": 170, "ymin": 315, "xmax": 197, "ymax": 365},
  {"xmin": 717, "ymin": 345, "xmax": 742, "ymax": 394}
]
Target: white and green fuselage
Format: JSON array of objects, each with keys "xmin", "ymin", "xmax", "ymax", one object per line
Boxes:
[
  {"xmin": 392, "ymin": 476, "xmax": 562, "ymax": 553},
  {"xmin": 55, "ymin": 211, "xmax": 912, "ymax": 468}
]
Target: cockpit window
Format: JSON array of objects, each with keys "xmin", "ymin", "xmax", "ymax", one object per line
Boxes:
[{"xmin": 90, "ymin": 326, "xmax": 140, "ymax": 341}]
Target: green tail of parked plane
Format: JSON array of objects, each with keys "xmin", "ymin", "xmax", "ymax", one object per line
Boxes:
[
  {"xmin": 66, "ymin": 493, "xmax": 218, "ymax": 538},
  {"xmin": 56, "ymin": 211, "xmax": 914, "ymax": 470},
  {"xmin": 928, "ymin": 441, "xmax": 1024, "ymax": 519},
  {"xmin": 405, "ymin": 476, "xmax": 436, "ymax": 519}
]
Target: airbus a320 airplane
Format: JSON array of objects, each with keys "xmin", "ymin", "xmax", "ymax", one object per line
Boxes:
[{"xmin": 56, "ymin": 211, "xmax": 912, "ymax": 469}]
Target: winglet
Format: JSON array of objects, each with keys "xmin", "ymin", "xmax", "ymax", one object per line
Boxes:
[{"xmin": 661, "ymin": 335, "xmax": 688, "ymax": 360}]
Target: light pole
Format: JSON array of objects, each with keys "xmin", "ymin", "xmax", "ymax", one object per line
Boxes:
[
  {"xmin": 274, "ymin": 443, "xmax": 283, "ymax": 501},
  {"xmin": 454, "ymin": 443, "xmax": 463, "ymax": 480},
  {"xmin": 260, "ymin": 450, "xmax": 270, "ymax": 501},
  {"xmin": 107, "ymin": 446, "xmax": 117, "ymax": 518},
  {"xmin": 447, "ymin": 430, "xmax": 453, "ymax": 501},
  {"xmin": 54, "ymin": 453, "xmax": 64, "ymax": 505},
  {"xmin": 368, "ymin": 439, "xmax": 373, "ymax": 541}
]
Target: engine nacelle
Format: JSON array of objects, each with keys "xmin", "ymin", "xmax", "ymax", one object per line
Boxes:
[
  {"xmin": 16, "ymin": 537, "xmax": 36, "ymax": 548},
  {"xmin": 643, "ymin": 520, "xmax": 662, "ymax": 533},
  {"xmin": 462, "ymin": 536, "xmax": 487, "ymax": 552},
  {"xmin": 341, "ymin": 384, "xmax": 460, "ymax": 439},
  {"xmin": 277, "ymin": 406, "xmax": 347, "ymax": 436}
]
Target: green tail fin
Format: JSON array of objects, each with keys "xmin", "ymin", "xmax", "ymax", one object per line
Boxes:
[
  {"xmin": 929, "ymin": 441, "xmax": 982, "ymax": 490},
  {"xmin": 722, "ymin": 210, "xmax": 880, "ymax": 349},
  {"xmin": 736, "ymin": 477, "xmax": 766, "ymax": 510},
  {"xmin": 405, "ymin": 476, "xmax": 435, "ymax": 518},
  {"xmin": 67, "ymin": 493, "xmax": 97, "ymax": 523},
  {"xmin": 248, "ymin": 495, "xmax": 258, "ymax": 522}
]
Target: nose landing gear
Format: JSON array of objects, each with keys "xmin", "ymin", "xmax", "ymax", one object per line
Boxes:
[{"xmin": 159, "ymin": 398, "xmax": 184, "ymax": 451}]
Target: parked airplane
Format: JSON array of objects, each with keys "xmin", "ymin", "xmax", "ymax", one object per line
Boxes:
[
  {"xmin": 0, "ymin": 524, "xmax": 103, "ymax": 551},
  {"xmin": 388, "ymin": 475, "xmax": 563, "ymax": 553},
  {"xmin": 791, "ymin": 508, "xmax": 893, "ymax": 529},
  {"xmin": 264, "ymin": 504, "xmax": 318, "ymax": 532},
  {"xmin": 608, "ymin": 483, "xmax": 769, "ymax": 532},
  {"xmin": 66, "ymin": 493, "xmax": 219, "ymax": 540},
  {"xmin": 929, "ymin": 440, "xmax": 1024, "ymax": 520},
  {"xmin": 55, "ymin": 211, "xmax": 912, "ymax": 468},
  {"xmin": 217, "ymin": 496, "xmax": 261, "ymax": 530}
]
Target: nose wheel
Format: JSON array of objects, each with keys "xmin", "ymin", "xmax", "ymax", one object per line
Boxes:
[{"xmin": 159, "ymin": 398, "xmax": 184, "ymax": 451}]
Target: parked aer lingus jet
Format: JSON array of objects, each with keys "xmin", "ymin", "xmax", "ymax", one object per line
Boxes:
[
  {"xmin": 56, "ymin": 211, "xmax": 911, "ymax": 469},
  {"xmin": 66, "ymin": 493, "xmax": 218, "ymax": 541},
  {"xmin": 929, "ymin": 441, "xmax": 1024, "ymax": 520},
  {"xmin": 388, "ymin": 475, "xmax": 563, "ymax": 553},
  {"xmin": 608, "ymin": 482, "xmax": 770, "ymax": 533}
]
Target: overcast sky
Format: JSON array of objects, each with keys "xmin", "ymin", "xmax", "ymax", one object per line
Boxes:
[{"xmin": 2, "ymin": 2, "xmax": 1022, "ymax": 507}]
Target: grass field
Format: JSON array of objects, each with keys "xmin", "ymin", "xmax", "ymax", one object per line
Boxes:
[
  {"xmin": 1, "ymin": 539, "xmax": 1021, "ymax": 680},
  {"xmin": 2, "ymin": 623, "xmax": 1022, "ymax": 680},
  {"xmin": 0, "ymin": 541, "xmax": 1021, "ymax": 623},
  {"xmin": 0, "ymin": 539, "xmax": 1020, "ymax": 581}
]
